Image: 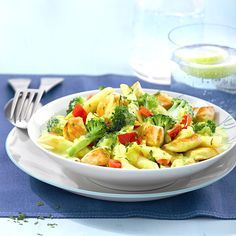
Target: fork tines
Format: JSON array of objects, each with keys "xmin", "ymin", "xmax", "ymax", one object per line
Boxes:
[{"xmin": 10, "ymin": 88, "xmax": 45, "ymax": 123}]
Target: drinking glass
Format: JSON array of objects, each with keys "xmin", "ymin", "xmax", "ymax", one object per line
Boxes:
[
  {"xmin": 131, "ymin": 0, "xmax": 205, "ymax": 85},
  {"xmin": 169, "ymin": 24, "xmax": 236, "ymax": 93}
]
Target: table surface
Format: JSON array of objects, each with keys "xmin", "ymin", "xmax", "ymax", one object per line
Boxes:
[{"xmin": 1, "ymin": 0, "xmax": 236, "ymax": 235}]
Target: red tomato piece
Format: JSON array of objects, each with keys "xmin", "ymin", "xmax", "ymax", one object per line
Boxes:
[
  {"xmin": 108, "ymin": 159, "xmax": 122, "ymax": 168},
  {"xmin": 180, "ymin": 114, "xmax": 192, "ymax": 129},
  {"xmin": 167, "ymin": 124, "xmax": 182, "ymax": 140},
  {"xmin": 134, "ymin": 121, "xmax": 141, "ymax": 129},
  {"xmin": 139, "ymin": 106, "xmax": 153, "ymax": 117},
  {"xmin": 156, "ymin": 159, "xmax": 170, "ymax": 166},
  {"xmin": 72, "ymin": 104, "xmax": 88, "ymax": 123},
  {"xmin": 118, "ymin": 132, "xmax": 138, "ymax": 145},
  {"xmin": 136, "ymin": 137, "xmax": 142, "ymax": 145}
]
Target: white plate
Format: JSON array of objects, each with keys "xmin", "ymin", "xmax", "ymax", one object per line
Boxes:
[
  {"xmin": 5, "ymin": 128, "xmax": 236, "ymax": 202},
  {"xmin": 27, "ymin": 89, "xmax": 236, "ymax": 191}
]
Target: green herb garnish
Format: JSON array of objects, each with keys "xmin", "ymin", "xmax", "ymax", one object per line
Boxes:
[{"xmin": 37, "ymin": 201, "xmax": 44, "ymax": 207}]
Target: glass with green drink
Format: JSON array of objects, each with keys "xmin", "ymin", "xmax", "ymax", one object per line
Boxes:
[{"xmin": 169, "ymin": 24, "xmax": 236, "ymax": 93}]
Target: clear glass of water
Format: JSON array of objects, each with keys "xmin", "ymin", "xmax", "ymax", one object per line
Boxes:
[
  {"xmin": 131, "ymin": 0, "xmax": 205, "ymax": 85},
  {"xmin": 169, "ymin": 24, "xmax": 236, "ymax": 93}
]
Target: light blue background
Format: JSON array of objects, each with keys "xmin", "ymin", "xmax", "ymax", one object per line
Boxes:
[
  {"xmin": 0, "ymin": 1, "xmax": 236, "ymax": 235},
  {"xmin": 0, "ymin": 0, "xmax": 235, "ymax": 75}
]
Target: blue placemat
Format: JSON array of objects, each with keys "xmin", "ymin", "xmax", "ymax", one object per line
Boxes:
[{"xmin": 1, "ymin": 74, "xmax": 236, "ymax": 219}]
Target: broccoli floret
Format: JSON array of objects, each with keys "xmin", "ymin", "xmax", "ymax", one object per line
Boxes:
[
  {"xmin": 96, "ymin": 133, "xmax": 117, "ymax": 149},
  {"xmin": 47, "ymin": 115, "xmax": 66, "ymax": 135},
  {"xmin": 193, "ymin": 120, "xmax": 216, "ymax": 136},
  {"xmin": 138, "ymin": 93, "xmax": 158, "ymax": 110},
  {"xmin": 167, "ymin": 98, "xmax": 193, "ymax": 121},
  {"xmin": 109, "ymin": 106, "xmax": 136, "ymax": 132},
  {"xmin": 67, "ymin": 118, "xmax": 107, "ymax": 156},
  {"xmin": 66, "ymin": 96, "xmax": 85, "ymax": 114},
  {"xmin": 86, "ymin": 118, "xmax": 108, "ymax": 138},
  {"xmin": 98, "ymin": 85, "xmax": 106, "ymax": 90},
  {"xmin": 147, "ymin": 114, "xmax": 176, "ymax": 132}
]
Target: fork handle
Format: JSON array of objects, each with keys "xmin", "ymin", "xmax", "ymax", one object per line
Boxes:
[
  {"xmin": 39, "ymin": 77, "xmax": 64, "ymax": 93},
  {"xmin": 8, "ymin": 79, "xmax": 31, "ymax": 92}
]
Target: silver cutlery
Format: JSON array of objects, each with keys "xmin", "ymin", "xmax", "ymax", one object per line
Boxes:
[
  {"xmin": 5, "ymin": 77, "xmax": 64, "ymax": 129},
  {"xmin": 8, "ymin": 78, "xmax": 31, "ymax": 91},
  {"xmin": 10, "ymin": 88, "xmax": 45, "ymax": 123}
]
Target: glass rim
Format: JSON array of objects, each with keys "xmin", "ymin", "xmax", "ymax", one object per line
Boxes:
[{"xmin": 168, "ymin": 23, "xmax": 236, "ymax": 47}]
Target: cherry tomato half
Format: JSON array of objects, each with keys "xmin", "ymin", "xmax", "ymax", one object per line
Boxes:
[
  {"xmin": 118, "ymin": 132, "xmax": 140, "ymax": 145},
  {"xmin": 139, "ymin": 106, "xmax": 153, "ymax": 117},
  {"xmin": 180, "ymin": 114, "xmax": 192, "ymax": 129},
  {"xmin": 167, "ymin": 124, "xmax": 182, "ymax": 140},
  {"xmin": 108, "ymin": 159, "xmax": 122, "ymax": 168},
  {"xmin": 72, "ymin": 104, "xmax": 88, "ymax": 123}
]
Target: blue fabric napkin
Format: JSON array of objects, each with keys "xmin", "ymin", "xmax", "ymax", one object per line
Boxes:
[{"xmin": 1, "ymin": 74, "xmax": 236, "ymax": 219}]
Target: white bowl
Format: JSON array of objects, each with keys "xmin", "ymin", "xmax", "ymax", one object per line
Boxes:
[
  {"xmin": 6, "ymin": 128, "xmax": 236, "ymax": 202},
  {"xmin": 27, "ymin": 89, "xmax": 236, "ymax": 191}
]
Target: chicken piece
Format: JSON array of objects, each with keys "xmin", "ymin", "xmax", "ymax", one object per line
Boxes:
[
  {"xmin": 63, "ymin": 117, "xmax": 87, "ymax": 141},
  {"xmin": 193, "ymin": 106, "xmax": 215, "ymax": 121},
  {"xmin": 163, "ymin": 134, "xmax": 202, "ymax": 152},
  {"xmin": 185, "ymin": 147, "xmax": 218, "ymax": 161},
  {"xmin": 96, "ymin": 93, "xmax": 120, "ymax": 119},
  {"xmin": 143, "ymin": 124, "xmax": 164, "ymax": 147},
  {"xmin": 155, "ymin": 92, "xmax": 173, "ymax": 109},
  {"xmin": 81, "ymin": 147, "xmax": 110, "ymax": 166}
]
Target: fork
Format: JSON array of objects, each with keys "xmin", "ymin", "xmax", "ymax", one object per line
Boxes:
[
  {"xmin": 9, "ymin": 77, "xmax": 64, "ymax": 124},
  {"xmin": 10, "ymin": 88, "xmax": 45, "ymax": 122}
]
